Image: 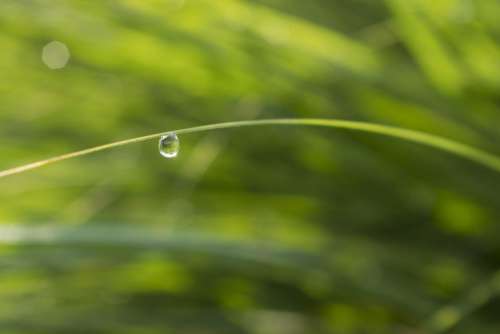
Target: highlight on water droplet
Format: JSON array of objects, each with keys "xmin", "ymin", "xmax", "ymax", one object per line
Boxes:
[{"xmin": 159, "ymin": 133, "xmax": 180, "ymax": 159}]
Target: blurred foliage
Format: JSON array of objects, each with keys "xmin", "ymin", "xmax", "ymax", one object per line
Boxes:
[{"xmin": 1, "ymin": 0, "xmax": 500, "ymax": 333}]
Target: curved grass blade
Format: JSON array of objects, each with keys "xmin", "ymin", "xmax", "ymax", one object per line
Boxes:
[{"xmin": 1, "ymin": 118, "xmax": 500, "ymax": 179}]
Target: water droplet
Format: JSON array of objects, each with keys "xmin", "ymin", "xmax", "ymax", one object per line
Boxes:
[{"xmin": 159, "ymin": 133, "xmax": 179, "ymax": 159}]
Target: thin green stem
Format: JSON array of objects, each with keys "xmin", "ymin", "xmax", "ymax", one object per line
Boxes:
[{"xmin": 1, "ymin": 118, "xmax": 500, "ymax": 179}]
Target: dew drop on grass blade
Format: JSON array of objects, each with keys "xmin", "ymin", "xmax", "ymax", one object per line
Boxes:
[{"xmin": 159, "ymin": 133, "xmax": 180, "ymax": 159}]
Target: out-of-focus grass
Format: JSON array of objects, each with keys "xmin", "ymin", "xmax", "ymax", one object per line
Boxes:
[{"xmin": 1, "ymin": 0, "xmax": 500, "ymax": 333}]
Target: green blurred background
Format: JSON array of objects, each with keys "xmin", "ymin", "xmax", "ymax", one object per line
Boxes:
[{"xmin": 1, "ymin": 0, "xmax": 500, "ymax": 333}]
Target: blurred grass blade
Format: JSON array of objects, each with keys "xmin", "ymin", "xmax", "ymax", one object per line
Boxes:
[{"xmin": 426, "ymin": 270, "xmax": 500, "ymax": 333}]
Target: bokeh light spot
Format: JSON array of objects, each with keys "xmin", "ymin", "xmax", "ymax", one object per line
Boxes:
[{"xmin": 41, "ymin": 41, "xmax": 71, "ymax": 70}]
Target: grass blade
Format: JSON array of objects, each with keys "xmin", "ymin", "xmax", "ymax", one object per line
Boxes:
[{"xmin": 1, "ymin": 118, "xmax": 500, "ymax": 179}]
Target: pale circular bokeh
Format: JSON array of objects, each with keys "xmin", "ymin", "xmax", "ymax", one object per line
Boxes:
[
  {"xmin": 170, "ymin": 0, "xmax": 185, "ymax": 9},
  {"xmin": 41, "ymin": 41, "xmax": 71, "ymax": 70}
]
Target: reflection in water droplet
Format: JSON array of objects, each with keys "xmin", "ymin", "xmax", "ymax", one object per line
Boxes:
[{"xmin": 159, "ymin": 133, "xmax": 180, "ymax": 159}]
